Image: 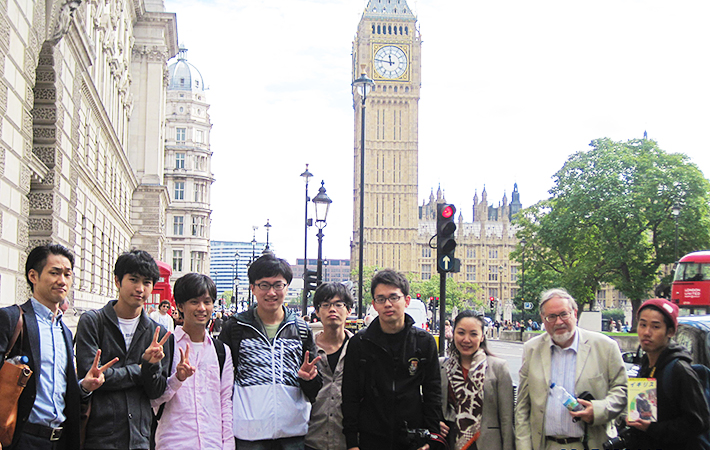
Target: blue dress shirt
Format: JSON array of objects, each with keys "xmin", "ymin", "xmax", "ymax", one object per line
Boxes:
[{"xmin": 28, "ymin": 298, "xmax": 68, "ymax": 427}]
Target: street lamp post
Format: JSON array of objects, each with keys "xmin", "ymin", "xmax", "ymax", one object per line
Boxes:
[
  {"xmin": 250, "ymin": 225, "xmax": 258, "ymax": 307},
  {"xmin": 521, "ymin": 237, "xmax": 526, "ymax": 307},
  {"xmin": 313, "ymin": 181, "xmax": 332, "ymax": 286},
  {"xmin": 301, "ymin": 164, "xmax": 313, "ymax": 316},
  {"xmin": 263, "ymin": 219, "xmax": 272, "ymax": 253},
  {"xmin": 352, "ymin": 71, "xmax": 375, "ymax": 319},
  {"xmin": 672, "ymin": 204, "xmax": 681, "ymax": 262},
  {"xmin": 499, "ymin": 264, "xmax": 504, "ymax": 323},
  {"xmin": 238, "ymin": 252, "xmax": 239, "ymax": 309}
]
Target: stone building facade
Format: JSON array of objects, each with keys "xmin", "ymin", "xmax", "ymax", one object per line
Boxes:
[
  {"xmin": 0, "ymin": 0, "xmax": 178, "ymax": 308},
  {"xmin": 418, "ymin": 185, "xmax": 523, "ymax": 319},
  {"xmin": 164, "ymin": 46, "xmax": 213, "ymax": 283}
]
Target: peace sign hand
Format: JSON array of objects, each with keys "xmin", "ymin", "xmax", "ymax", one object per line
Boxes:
[
  {"xmin": 175, "ymin": 345, "xmax": 197, "ymax": 381},
  {"xmin": 297, "ymin": 350, "xmax": 321, "ymax": 381},
  {"xmin": 81, "ymin": 349, "xmax": 119, "ymax": 392},
  {"xmin": 142, "ymin": 326, "xmax": 171, "ymax": 364}
]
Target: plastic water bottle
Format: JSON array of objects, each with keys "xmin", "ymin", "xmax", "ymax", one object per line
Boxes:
[
  {"xmin": 550, "ymin": 383, "xmax": 583, "ymax": 412},
  {"xmin": 6, "ymin": 355, "xmax": 29, "ymax": 365}
]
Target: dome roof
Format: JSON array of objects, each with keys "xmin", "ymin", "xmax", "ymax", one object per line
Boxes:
[{"xmin": 167, "ymin": 46, "xmax": 205, "ymax": 92}]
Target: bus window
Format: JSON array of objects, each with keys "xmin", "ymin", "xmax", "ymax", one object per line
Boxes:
[{"xmin": 674, "ymin": 263, "xmax": 710, "ymax": 282}]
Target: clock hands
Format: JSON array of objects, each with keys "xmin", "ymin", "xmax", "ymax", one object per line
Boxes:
[{"xmin": 375, "ymin": 57, "xmax": 396, "ymax": 67}]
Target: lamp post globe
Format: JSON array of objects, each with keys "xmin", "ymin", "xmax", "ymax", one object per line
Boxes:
[{"xmin": 313, "ymin": 181, "xmax": 332, "ymax": 285}]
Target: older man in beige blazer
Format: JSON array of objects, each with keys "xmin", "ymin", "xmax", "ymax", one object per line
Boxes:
[{"xmin": 515, "ymin": 288, "xmax": 627, "ymax": 450}]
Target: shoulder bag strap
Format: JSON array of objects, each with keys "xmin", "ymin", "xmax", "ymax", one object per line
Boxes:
[
  {"xmin": 4, "ymin": 305, "xmax": 24, "ymax": 359},
  {"xmin": 210, "ymin": 336, "xmax": 226, "ymax": 379}
]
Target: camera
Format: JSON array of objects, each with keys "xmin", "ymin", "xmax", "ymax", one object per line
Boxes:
[
  {"xmin": 404, "ymin": 426, "xmax": 431, "ymax": 449},
  {"xmin": 603, "ymin": 426, "xmax": 635, "ymax": 450}
]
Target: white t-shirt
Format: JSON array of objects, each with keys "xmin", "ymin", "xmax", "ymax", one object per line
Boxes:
[
  {"xmin": 117, "ymin": 316, "xmax": 140, "ymax": 350},
  {"xmin": 189, "ymin": 341, "xmax": 204, "ymax": 363},
  {"xmin": 150, "ymin": 310, "xmax": 175, "ymax": 333}
]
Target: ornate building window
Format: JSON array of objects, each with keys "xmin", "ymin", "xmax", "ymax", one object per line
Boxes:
[
  {"xmin": 196, "ymin": 130, "xmax": 203, "ymax": 143},
  {"xmin": 172, "ymin": 250, "xmax": 183, "ymax": 272},
  {"xmin": 488, "ymin": 248, "xmax": 498, "ymax": 259},
  {"xmin": 191, "ymin": 251, "xmax": 206, "ymax": 272},
  {"xmin": 176, "ymin": 127, "xmax": 186, "ymax": 142},
  {"xmin": 511, "ymin": 266, "xmax": 518, "ymax": 282},
  {"xmin": 422, "ymin": 246, "xmax": 431, "ymax": 258},
  {"xmin": 467, "ymin": 247, "xmax": 476, "ymax": 258},
  {"xmin": 489, "ymin": 288, "xmax": 498, "ymax": 298},
  {"xmin": 175, "ymin": 153, "xmax": 185, "ymax": 169},
  {"xmin": 466, "ymin": 265, "xmax": 476, "ymax": 281},
  {"xmin": 422, "ymin": 264, "xmax": 431, "ymax": 280},
  {"xmin": 173, "ymin": 216, "xmax": 184, "ymax": 235},
  {"xmin": 192, "ymin": 216, "xmax": 205, "ymax": 237},
  {"xmin": 174, "ymin": 181, "xmax": 185, "ymax": 200},
  {"xmin": 489, "ymin": 265, "xmax": 498, "ymax": 281}
]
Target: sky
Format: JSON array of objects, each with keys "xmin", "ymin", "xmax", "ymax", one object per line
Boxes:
[{"xmin": 163, "ymin": 0, "xmax": 710, "ymax": 265}]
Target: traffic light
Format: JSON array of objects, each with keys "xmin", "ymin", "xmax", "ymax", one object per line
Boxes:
[
  {"xmin": 304, "ymin": 269, "xmax": 318, "ymax": 292},
  {"xmin": 489, "ymin": 296, "xmax": 495, "ymax": 309},
  {"xmin": 437, "ymin": 203, "xmax": 459, "ymax": 273}
]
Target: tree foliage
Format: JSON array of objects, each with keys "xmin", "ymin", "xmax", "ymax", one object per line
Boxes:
[
  {"xmin": 409, "ymin": 273, "xmax": 481, "ymax": 313},
  {"xmin": 514, "ymin": 138, "xmax": 710, "ymax": 327}
]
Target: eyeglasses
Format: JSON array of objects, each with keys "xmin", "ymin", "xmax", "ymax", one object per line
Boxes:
[
  {"xmin": 255, "ymin": 281, "xmax": 287, "ymax": 292},
  {"xmin": 319, "ymin": 301, "xmax": 347, "ymax": 310},
  {"xmin": 544, "ymin": 311, "xmax": 573, "ymax": 323},
  {"xmin": 373, "ymin": 295, "xmax": 403, "ymax": 304}
]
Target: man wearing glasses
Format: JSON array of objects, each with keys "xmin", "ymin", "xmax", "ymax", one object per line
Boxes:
[
  {"xmin": 219, "ymin": 254, "xmax": 321, "ymax": 450},
  {"xmin": 515, "ymin": 288, "xmax": 627, "ymax": 450},
  {"xmin": 342, "ymin": 269, "xmax": 442, "ymax": 450},
  {"xmin": 305, "ymin": 282, "xmax": 354, "ymax": 450}
]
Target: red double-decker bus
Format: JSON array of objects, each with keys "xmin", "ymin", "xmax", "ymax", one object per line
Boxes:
[{"xmin": 671, "ymin": 251, "xmax": 710, "ymax": 315}]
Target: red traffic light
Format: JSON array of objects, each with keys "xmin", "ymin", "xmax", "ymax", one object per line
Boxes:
[
  {"xmin": 489, "ymin": 296, "xmax": 494, "ymax": 301},
  {"xmin": 441, "ymin": 205, "xmax": 455, "ymax": 219}
]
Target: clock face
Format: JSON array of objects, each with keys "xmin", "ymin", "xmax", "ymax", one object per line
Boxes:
[{"xmin": 374, "ymin": 45, "xmax": 408, "ymax": 79}]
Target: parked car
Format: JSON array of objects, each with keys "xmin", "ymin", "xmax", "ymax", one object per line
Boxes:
[
  {"xmin": 364, "ymin": 299, "xmax": 429, "ymax": 330},
  {"xmin": 622, "ymin": 314, "xmax": 710, "ymax": 376}
]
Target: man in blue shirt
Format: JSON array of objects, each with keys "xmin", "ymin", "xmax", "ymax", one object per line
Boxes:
[{"xmin": 0, "ymin": 244, "xmax": 116, "ymax": 450}]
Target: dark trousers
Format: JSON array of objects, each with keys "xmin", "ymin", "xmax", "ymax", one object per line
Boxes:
[{"xmin": 14, "ymin": 431, "xmax": 66, "ymax": 450}]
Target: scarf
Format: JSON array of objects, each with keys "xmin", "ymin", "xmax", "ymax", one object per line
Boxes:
[{"xmin": 443, "ymin": 349, "xmax": 487, "ymax": 450}]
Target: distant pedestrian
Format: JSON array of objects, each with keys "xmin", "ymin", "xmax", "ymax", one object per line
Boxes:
[{"xmin": 150, "ymin": 300, "xmax": 175, "ymax": 333}]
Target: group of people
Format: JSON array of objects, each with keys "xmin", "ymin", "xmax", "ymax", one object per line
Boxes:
[{"xmin": 1, "ymin": 244, "xmax": 709, "ymax": 450}]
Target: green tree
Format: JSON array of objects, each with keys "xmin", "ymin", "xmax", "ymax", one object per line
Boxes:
[
  {"xmin": 515, "ymin": 138, "xmax": 710, "ymax": 328},
  {"xmin": 409, "ymin": 273, "xmax": 481, "ymax": 313}
]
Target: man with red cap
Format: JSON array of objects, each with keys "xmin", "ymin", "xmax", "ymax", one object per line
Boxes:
[{"xmin": 626, "ymin": 298, "xmax": 710, "ymax": 449}]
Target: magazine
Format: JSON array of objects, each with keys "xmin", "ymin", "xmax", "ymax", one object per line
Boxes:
[{"xmin": 627, "ymin": 378, "xmax": 657, "ymax": 422}]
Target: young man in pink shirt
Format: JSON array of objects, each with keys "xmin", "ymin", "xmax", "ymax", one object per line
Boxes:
[{"xmin": 151, "ymin": 273, "xmax": 234, "ymax": 450}]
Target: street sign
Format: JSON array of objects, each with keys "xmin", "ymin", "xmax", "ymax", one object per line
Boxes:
[
  {"xmin": 524, "ymin": 302, "xmax": 533, "ymax": 310},
  {"xmin": 438, "ymin": 255, "xmax": 460, "ymax": 272}
]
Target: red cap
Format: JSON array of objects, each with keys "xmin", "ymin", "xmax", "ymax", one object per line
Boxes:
[{"xmin": 638, "ymin": 298, "xmax": 679, "ymax": 330}]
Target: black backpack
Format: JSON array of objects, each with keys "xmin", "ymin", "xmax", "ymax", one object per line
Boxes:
[{"xmin": 661, "ymin": 358, "xmax": 710, "ymax": 450}]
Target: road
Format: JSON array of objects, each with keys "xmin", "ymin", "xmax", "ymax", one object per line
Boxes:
[{"xmin": 487, "ymin": 339, "xmax": 523, "ymax": 386}]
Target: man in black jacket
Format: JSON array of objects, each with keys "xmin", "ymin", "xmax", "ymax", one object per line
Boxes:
[
  {"xmin": 0, "ymin": 244, "xmax": 114, "ymax": 450},
  {"xmin": 75, "ymin": 250, "xmax": 170, "ymax": 450},
  {"xmin": 626, "ymin": 298, "xmax": 710, "ymax": 449},
  {"xmin": 342, "ymin": 269, "xmax": 442, "ymax": 450}
]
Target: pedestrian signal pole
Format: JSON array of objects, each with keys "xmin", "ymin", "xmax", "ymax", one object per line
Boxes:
[{"xmin": 436, "ymin": 203, "xmax": 459, "ymax": 355}]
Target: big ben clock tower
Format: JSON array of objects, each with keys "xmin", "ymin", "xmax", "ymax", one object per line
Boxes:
[{"xmin": 352, "ymin": 0, "xmax": 421, "ymax": 275}]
